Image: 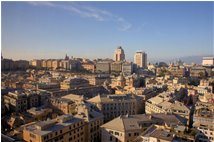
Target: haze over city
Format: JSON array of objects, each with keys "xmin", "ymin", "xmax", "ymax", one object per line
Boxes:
[
  {"xmin": 1, "ymin": 1, "xmax": 214, "ymax": 142},
  {"xmin": 1, "ymin": 1, "xmax": 214, "ymax": 62}
]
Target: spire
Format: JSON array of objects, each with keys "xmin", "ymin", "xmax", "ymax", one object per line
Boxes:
[{"xmin": 65, "ymin": 54, "xmax": 69, "ymax": 60}]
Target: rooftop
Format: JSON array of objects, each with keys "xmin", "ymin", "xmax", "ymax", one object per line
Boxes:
[
  {"xmin": 25, "ymin": 115, "xmax": 82, "ymax": 136},
  {"xmin": 101, "ymin": 114, "xmax": 185, "ymax": 132}
]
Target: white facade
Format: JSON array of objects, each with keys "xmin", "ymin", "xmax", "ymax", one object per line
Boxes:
[{"xmin": 202, "ymin": 57, "xmax": 214, "ymax": 66}]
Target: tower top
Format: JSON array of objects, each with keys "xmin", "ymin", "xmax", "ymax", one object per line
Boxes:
[{"xmin": 65, "ymin": 54, "xmax": 69, "ymax": 60}]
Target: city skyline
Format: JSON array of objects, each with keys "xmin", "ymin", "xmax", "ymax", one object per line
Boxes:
[{"xmin": 2, "ymin": 1, "xmax": 214, "ymax": 62}]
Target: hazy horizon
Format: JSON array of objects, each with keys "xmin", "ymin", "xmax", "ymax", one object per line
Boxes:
[{"xmin": 2, "ymin": 1, "xmax": 214, "ymax": 62}]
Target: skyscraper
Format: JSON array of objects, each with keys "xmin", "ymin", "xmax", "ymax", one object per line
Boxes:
[
  {"xmin": 134, "ymin": 51, "xmax": 147, "ymax": 68},
  {"xmin": 113, "ymin": 46, "xmax": 125, "ymax": 61}
]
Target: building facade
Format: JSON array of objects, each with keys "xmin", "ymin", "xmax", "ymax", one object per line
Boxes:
[
  {"xmin": 88, "ymin": 94, "xmax": 139, "ymax": 122},
  {"xmin": 113, "ymin": 46, "xmax": 125, "ymax": 62},
  {"xmin": 134, "ymin": 51, "xmax": 147, "ymax": 68},
  {"xmin": 193, "ymin": 102, "xmax": 214, "ymax": 142},
  {"xmin": 23, "ymin": 114, "xmax": 85, "ymax": 142},
  {"xmin": 101, "ymin": 114, "xmax": 185, "ymax": 142}
]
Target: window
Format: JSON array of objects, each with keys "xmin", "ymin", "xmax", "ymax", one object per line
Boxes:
[
  {"xmin": 129, "ymin": 133, "xmax": 131, "ymax": 137},
  {"xmin": 110, "ymin": 136, "xmax": 113, "ymax": 141},
  {"xmin": 109, "ymin": 131, "xmax": 113, "ymax": 134},
  {"xmin": 115, "ymin": 132, "xmax": 119, "ymax": 136}
]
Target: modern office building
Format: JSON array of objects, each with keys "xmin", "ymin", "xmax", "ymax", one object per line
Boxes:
[{"xmin": 134, "ymin": 51, "xmax": 147, "ymax": 68}]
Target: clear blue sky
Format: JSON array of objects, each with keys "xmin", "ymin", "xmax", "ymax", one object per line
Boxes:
[{"xmin": 1, "ymin": 1, "xmax": 214, "ymax": 62}]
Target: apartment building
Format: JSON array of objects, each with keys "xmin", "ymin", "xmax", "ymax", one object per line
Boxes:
[
  {"xmin": 23, "ymin": 114, "xmax": 85, "ymax": 142},
  {"xmin": 75, "ymin": 101, "xmax": 104, "ymax": 142},
  {"xmin": 193, "ymin": 101, "xmax": 214, "ymax": 142},
  {"xmin": 145, "ymin": 92, "xmax": 191, "ymax": 124},
  {"xmin": 87, "ymin": 94, "xmax": 140, "ymax": 122},
  {"xmin": 101, "ymin": 113, "xmax": 185, "ymax": 142}
]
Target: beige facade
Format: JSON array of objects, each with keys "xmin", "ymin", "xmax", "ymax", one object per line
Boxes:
[
  {"xmin": 4, "ymin": 90, "xmax": 41, "ymax": 112},
  {"xmin": 46, "ymin": 60, "xmax": 53, "ymax": 69},
  {"xmin": 134, "ymin": 51, "xmax": 147, "ymax": 68},
  {"xmin": 111, "ymin": 62, "xmax": 122, "ymax": 73},
  {"xmin": 52, "ymin": 60, "xmax": 60, "ymax": 70},
  {"xmin": 4, "ymin": 91, "xmax": 28, "ymax": 112},
  {"xmin": 169, "ymin": 66, "xmax": 185, "ymax": 77},
  {"xmin": 193, "ymin": 102, "xmax": 214, "ymax": 142},
  {"xmin": 23, "ymin": 114, "xmax": 85, "ymax": 142},
  {"xmin": 116, "ymin": 73, "xmax": 126, "ymax": 88},
  {"xmin": 122, "ymin": 62, "xmax": 133, "ymax": 76},
  {"xmin": 190, "ymin": 67, "xmax": 206, "ymax": 77},
  {"xmin": 101, "ymin": 114, "xmax": 185, "ymax": 142},
  {"xmin": 114, "ymin": 46, "xmax": 125, "ymax": 62},
  {"xmin": 88, "ymin": 94, "xmax": 139, "ymax": 122},
  {"xmin": 75, "ymin": 101, "xmax": 104, "ymax": 142},
  {"xmin": 30, "ymin": 60, "xmax": 42, "ymax": 68},
  {"xmin": 202, "ymin": 57, "xmax": 214, "ymax": 66},
  {"xmin": 41, "ymin": 60, "xmax": 47, "ymax": 68},
  {"xmin": 60, "ymin": 77, "xmax": 90, "ymax": 90},
  {"xmin": 96, "ymin": 61, "xmax": 111, "ymax": 73},
  {"xmin": 145, "ymin": 92, "xmax": 190, "ymax": 124},
  {"xmin": 81, "ymin": 62, "xmax": 95, "ymax": 72},
  {"xmin": 50, "ymin": 97, "xmax": 76, "ymax": 114}
]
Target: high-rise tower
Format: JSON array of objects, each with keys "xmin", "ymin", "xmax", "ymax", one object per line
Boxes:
[
  {"xmin": 113, "ymin": 46, "xmax": 125, "ymax": 62},
  {"xmin": 134, "ymin": 51, "xmax": 147, "ymax": 68}
]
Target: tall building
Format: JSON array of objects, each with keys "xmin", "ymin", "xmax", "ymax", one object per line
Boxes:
[
  {"xmin": 134, "ymin": 51, "xmax": 147, "ymax": 68},
  {"xmin": 113, "ymin": 46, "xmax": 125, "ymax": 61}
]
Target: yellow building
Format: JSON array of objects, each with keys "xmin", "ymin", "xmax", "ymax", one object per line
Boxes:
[
  {"xmin": 88, "ymin": 94, "xmax": 139, "ymax": 122},
  {"xmin": 101, "ymin": 114, "xmax": 185, "ymax": 142},
  {"xmin": 60, "ymin": 77, "xmax": 90, "ymax": 90},
  {"xmin": 81, "ymin": 62, "xmax": 95, "ymax": 72},
  {"xmin": 52, "ymin": 60, "xmax": 60, "ymax": 70},
  {"xmin": 23, "ymin": 114, "xmax": 85, "ymax": 142},
  {"xmin": 75, "ymin": 101, "xmax": 104, "ymax": 142},
  {"xmin": 46, "ymin": 60, "xmax": 53, "ymax": 69},
  {"xmin": 134, "ymin": 51, "xmax": 147, "ymax": 68},
  {"xmin": 41, "ymin": 60, "xmax": 47, "ymax": 68}
]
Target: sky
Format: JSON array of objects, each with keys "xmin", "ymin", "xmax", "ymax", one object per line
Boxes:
[{"xmin": 1, "ymin": 1, "xmax": 214, "ymax": 62}]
